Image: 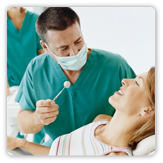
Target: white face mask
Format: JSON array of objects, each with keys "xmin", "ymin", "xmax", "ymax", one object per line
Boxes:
[{"xmin": 46, "ymin": 44, "xmax": 88, "ymax": 71}]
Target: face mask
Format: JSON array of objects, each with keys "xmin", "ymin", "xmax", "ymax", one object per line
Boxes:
[{"xmin": 46, "ymin": 44, "xmax": 88, "ymax": 71}]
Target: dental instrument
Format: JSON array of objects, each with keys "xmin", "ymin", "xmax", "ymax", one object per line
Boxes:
[{"xmin": 53, "ymin": 81, "xmax": 71, "ymax": 101}]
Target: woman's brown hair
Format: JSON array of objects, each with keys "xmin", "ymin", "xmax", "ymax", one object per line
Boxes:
[{"xmin": 127, "ymin": 67, "xmax": 155, "ymax": 150}]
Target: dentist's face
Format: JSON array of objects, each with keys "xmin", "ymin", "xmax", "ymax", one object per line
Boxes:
[
  {"xmin": 109, "ymin": 72, "xmax": 150, "ymax": 116},
  {"xmin": 45, "ymin": 21, "xmax": 85, "ymax": 59}
]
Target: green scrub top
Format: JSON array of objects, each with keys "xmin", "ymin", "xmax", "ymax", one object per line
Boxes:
[
  {"xmin": 7, "ymin": 11, "xmax": 43, "ymax": 87},
  {"xmin": 15, "ymin": 49, "xmax": 136, "ymax": 144}
]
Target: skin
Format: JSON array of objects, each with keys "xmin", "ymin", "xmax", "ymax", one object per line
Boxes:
[
  {"xmin": 95, "ymin": 72, "xmax": 154, "ymax": 151},
  {"xmin": 7, "ymin": 7, "xmax": 45, "ymax": 55},
  {"xmin": 17, "ymin": 22, "xmax": 91, "ymax": 134},
  {"xmin": 7, "ymin": 7, "xmax": 45, "ymax": 93},
  {"xmin": 7, "ymin": 72, "xmax": 154, "ymax": 156},
  {"xmin": 41, "ymin": 22, "xmax": 91, "ymax": 84},
  {"xmin": 7, "ymin": 7, "xmax": 26, "ymax": 30}
]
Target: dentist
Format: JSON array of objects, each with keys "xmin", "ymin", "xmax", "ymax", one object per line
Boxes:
[{"xmin": 15, "ymin": 7, "xmax": 136, "ymax": 147}]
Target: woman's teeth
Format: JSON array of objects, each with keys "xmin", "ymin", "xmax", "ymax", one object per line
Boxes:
[{"xmin": 118, "ymin": 90, "xmax": 124, "ymax": 95}]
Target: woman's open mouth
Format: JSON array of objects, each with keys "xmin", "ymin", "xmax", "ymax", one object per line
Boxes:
[{"xmin": 115, "ymin": 89, "xmax": 124, "ymax": 96}]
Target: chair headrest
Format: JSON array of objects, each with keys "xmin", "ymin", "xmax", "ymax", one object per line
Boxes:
[{"xmin": 132, "ymin": 135, "xmax": 155, "ymax": 156}]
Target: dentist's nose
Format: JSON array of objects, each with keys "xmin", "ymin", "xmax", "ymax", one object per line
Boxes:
[{"xmin": 69, "ymin": 47, "xmax": 78, "ymax": 56}]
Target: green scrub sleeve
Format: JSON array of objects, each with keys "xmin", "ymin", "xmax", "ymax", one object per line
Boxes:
[
  {"xmin": 15, "ymin": 61, "xmax": 36, "ymax": 111},
  {"xmin": 119, "ymin": 55, "xmax": 136, "ymax": 80}
]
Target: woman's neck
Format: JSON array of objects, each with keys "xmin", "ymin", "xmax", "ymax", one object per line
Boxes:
[
  {"xmin": 97, "ymin": 111, "xmax": 143, "ymax": 147},
  {"xmin": 7, "ymin": 8, "xmax": 26, "ymax": 19}
]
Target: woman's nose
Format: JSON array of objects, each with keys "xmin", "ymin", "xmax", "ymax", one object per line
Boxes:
[
  {"xmin": 122, "ymin": 78, "xmax": 134, "ymax": 86},
  {"xmin": 121, "ymin": 79, "xmax": 127, "ymax": 86}
]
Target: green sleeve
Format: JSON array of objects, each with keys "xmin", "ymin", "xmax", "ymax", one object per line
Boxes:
[
  {"xmin": 119, "ymin": 56, "xmax": 136, "ymax": 81},
  {"xmin": 15, "ymin": 61, "xmax": 36, "ymax": 111},
  {"xmin": 124, "ymin": 63, "xmax": 136, "ymax": 79}
]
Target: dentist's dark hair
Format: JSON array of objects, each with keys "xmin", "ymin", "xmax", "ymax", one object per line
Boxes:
[{"xmin": 35, "ymin": 7, "xmax": 80, "ymax": 44}]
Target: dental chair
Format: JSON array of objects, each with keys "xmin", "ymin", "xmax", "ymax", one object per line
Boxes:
[
  {"xmin": 7, "ymin": 135, "xmax": 155, "ymax": 156},
  {"xmin": 7, "ymin": 87, "xmax": 155, "ymax": 156},
  {"xmin": 132, "ymin": 135, "xmax": 155, "ymax": 156}
]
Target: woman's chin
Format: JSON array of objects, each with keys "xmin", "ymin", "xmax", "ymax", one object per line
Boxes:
[
  {"xmin": 108, "ymin": 96, "xmax": 115, "ymax": 106},
  {"xmin": 108, "ymin": 95, "xmax": 121, "ymax": 111}
]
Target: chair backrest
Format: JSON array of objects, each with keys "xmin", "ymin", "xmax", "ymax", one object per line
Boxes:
[{"xmin": 132, "ymin": 135, "xmax": 155, "ymax": 156}]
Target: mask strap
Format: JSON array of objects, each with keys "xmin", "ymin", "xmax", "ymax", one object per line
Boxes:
[{"xmin": 45, "ymin": 43, "xmax": 59, "ymax": 63}]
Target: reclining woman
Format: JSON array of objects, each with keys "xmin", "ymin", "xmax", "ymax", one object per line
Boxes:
[{"xmin": 7, "ymin": 67, "xmax": 155, "ymax": 156}]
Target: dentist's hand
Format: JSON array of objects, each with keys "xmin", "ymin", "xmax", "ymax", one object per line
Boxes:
[{"xmin": 35, "ymin": 99, "xmax": 59, "ymax": 126}]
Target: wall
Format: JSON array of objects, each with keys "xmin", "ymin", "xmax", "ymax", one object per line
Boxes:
[
  {"xmin": 24, "ymin": 7, "xmax": 46, "ymax": 15},
  {"xmin": 71, "ymin": 7, "xmax": 155, "ymax": 74},
  {"xmin": 25, "ymin": 7, "xmax": 155, "ymax": 74}
]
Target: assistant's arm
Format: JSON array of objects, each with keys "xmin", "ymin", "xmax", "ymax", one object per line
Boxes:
[
  {"xmin": 37, "ymin": 49, "xmax": 45, "ymax": 55},
  {"xmin": 7, "ymin": 136, "xmax": 50, "ymax": 155}
]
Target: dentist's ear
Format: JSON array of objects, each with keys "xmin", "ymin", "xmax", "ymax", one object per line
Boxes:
[
  {"xmin": 40, "ymin": 40, "xmax": 48, "ymax": 52},
  {"xmin": 141, "ymin": 106, "xmax": 155, "ymax": 118}
]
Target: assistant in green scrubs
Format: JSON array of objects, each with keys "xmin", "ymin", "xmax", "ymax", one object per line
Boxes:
[
  {"xmin": 7, "ymin": 9, "xmax": 45, "ymax": 143},
  {"xmin": 15, "ymin": 48, "xmax": 136, "ymax": 147},
  {"xmin": 7, "ymin": 10, "xmax": 43, "ymax": 86}
]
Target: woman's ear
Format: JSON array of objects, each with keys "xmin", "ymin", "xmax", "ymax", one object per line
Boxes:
[{"xmin": 141, "ymin": 106, "xmax": 154, "ymax": 118}]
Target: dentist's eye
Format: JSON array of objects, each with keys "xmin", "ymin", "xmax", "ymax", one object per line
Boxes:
[
  {"xmin": 61, "ymin": 47, "xmax": 67, "ymax": 51},
  {"xmin": 135, "ymin": 80, "xmax": 139, "ymax": 86},
  {"xmin": 75, "ymin": 40, "xmax": 82, "ymax": 45}
]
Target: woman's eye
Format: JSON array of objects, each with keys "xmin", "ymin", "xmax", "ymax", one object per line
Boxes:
[{"xmin": 135, "ymin": 80, "xmax": 139, "ymax": 86}]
